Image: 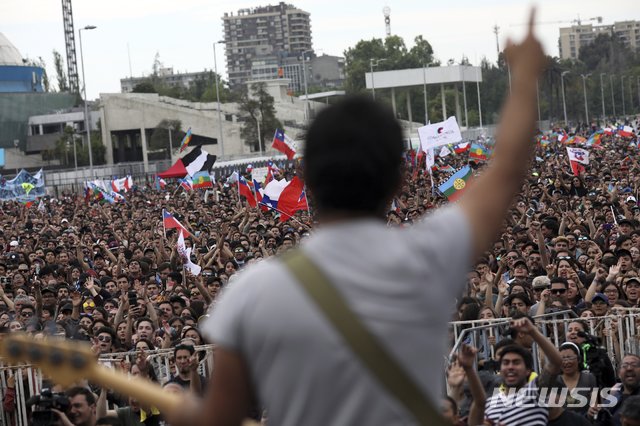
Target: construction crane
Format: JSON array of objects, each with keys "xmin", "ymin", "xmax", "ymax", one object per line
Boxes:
[
  {"xmin": 61, "ymin": 0, "xmax": 80, "ymax": 93},
  {"xmin": 510, "ymin": 15, "xmax": 603, "ymax": 27}
]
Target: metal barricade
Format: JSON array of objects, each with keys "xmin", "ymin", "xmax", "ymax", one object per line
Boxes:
[
  {"xmin": 97, "ymin": 344, "xmax": 216, "ymax": 385},
  {"xmin": 0, "ymin": 363, "xmax": 44, "ymax": 426}
]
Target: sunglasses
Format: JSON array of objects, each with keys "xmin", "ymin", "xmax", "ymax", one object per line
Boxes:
[
  {"xmin": 97, "ymin": 335, "xmax": 112, "ymax": 342},
  {"xmin": 557, "ymin": 256, "xmax": 572, "ymax": 261},
  {"xmin": 21, "ymin": 311, "xmax": 34, "ymax": 317},
  {"xmin": 578, "ymin": 236, "xmax": 588, "ymax": 241},
  {"xmin": 550, "ymin": 288, "xmax": 567, "ymax": 294}
]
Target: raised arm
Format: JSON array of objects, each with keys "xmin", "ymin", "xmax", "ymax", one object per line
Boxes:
[{"xmin": 459, "ymin": 10, "xmax": 547, "ymax": 259}]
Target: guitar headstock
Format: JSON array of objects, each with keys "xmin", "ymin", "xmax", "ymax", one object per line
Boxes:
[{"xmin": 0, "ymin": 334, "xmax": 97, "ymax": 387}]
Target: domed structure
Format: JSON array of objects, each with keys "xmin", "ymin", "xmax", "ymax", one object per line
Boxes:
[
  {"xmin": 0, "ymin": 33, "xmax": 24, "ymax": 66},
  {"xmin": 0, "ymin": 32, "xmax": 44, "ymax": 93}
]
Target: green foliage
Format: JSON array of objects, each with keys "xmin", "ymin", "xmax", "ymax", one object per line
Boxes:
[
  {"xmin": 43, "ymin": 125, "xmax": 106, "ymax": 167},
  {"xmin": 132, "ymin": 81, "xmax": 157, "ymax": 93},
  {"xmin": 342, "ymin": 29, "xmax": 640, "ymax": 127},
  {"xmin": 53, "ymin": 50, "xmax": 68, "ymax": 92},
  {"xmin": 149, "ymin": 119, "xmax": 183, "ymax": 153},
  {"xmin": 238, "ymin": 82, "xmax": 282, "ymax": 152}
]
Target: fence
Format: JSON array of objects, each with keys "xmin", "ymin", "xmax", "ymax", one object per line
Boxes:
[{"xmin": 0, "ymin": 344, "xmax": 215, "ymax": 426}]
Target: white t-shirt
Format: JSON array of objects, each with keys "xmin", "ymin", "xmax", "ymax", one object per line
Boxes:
[{"xmin": 202, "ymin": 206, "xmax": 471, "ymax": 425}]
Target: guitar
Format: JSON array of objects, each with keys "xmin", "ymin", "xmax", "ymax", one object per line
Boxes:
[{"xmin": 0, "ymin": 334, "xmax": 259, "ymax": 426}]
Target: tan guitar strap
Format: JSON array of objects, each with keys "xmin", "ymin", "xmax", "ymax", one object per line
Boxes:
[{"xmin": 282, "ymin": 250, "xmax": 446, "ymax": 426}]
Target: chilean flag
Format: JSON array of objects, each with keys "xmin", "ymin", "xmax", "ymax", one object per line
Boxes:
[
  {"xmin": 272, "ymin": 129, "xmax": 297, "ymax": 160},
  {"xmin": 278, "ymin": 176, "xmax": 307, "ymax": 222},
  {"xmin": 618, "ymin": 125, "xmax": 635, "ymax": 138},
  {"xmin": 238, "ymin": 176, "xmax": 257, "ymax": 207},
  {"xmin": 162, "ymin": 209, "xmax": 192, "ymax": 237}
]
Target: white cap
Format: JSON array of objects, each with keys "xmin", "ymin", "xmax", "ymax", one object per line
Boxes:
[
  {"xmin": 61, "ymin": 218, "xmax": 69, "ymax": 223},
  {"xmin": 9, "ymin": 240, "xmax": 19, "ymax": 247},
  {"xmin": 627, "ymin": 196, "xmax": 637, "ymax": 203}
]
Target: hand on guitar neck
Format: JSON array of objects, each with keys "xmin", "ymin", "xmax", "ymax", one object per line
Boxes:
[{"xmin": 0, "ymin": 334, "xmax": 260, "ymax": 426}]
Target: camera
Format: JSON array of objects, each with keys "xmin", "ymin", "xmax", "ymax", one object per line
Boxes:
[
  {"xmin": 128, "ymin": 290, "xmax": 137, "ymax": 307},
  {"xmin": 26, "ymin": 388, "xmax": 70, "ymax": 426}
]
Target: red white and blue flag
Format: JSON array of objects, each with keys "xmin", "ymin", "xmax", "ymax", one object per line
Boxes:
[
  {"xmin": 278, "ymin": 176, "xmax": 308, "ymax": 222},
  {"xmin": 238, "ymin": 176, "xmax": 257, "ymax": 207},
  {"xmin": 272, "ymin": 129, "xmax": 297, "ymax": 160},
  {"xmin": 162, "ymin": 209, "xmax": 192, "ymax": 237}
]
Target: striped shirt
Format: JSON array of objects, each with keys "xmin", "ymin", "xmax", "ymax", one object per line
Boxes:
[{"xmin": 484, "ymin": 378, "xmax": 548, "ymax": 425}]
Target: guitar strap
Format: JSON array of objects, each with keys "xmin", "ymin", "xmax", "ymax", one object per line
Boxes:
[{"xmin": 282, "ymin": 250, "xmax": 447, "ymax": 426}]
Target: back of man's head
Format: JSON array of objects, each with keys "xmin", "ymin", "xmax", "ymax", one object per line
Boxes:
[{"xmin": 304, "ymin": 96, "xmax": 403, "ymax": 216}]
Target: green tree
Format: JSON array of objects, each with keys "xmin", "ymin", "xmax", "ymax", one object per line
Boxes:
[
  {"xmin": 239, "ymin": 82, "xmax": 282, "ymax": 152},
  {"xmin": 149, "ymin": 119, "xmax": 183, "ymax": 157},
  {"xmin": 132, "ymin": 81, "xmax": 157, "ymax": 93},
  {"xmin": 53, "ymin": 50, "xmax": 68, "ymax": 92}
]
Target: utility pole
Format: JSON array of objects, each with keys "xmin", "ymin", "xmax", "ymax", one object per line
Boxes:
[{"xmin": 493, "ymin": 25, "xmax": 500, "ymax": 59}]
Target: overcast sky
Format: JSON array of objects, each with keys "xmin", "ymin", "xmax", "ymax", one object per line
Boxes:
[{"xmin": 1, "ymin": 0, "xmax": 635, "ymax": 99}]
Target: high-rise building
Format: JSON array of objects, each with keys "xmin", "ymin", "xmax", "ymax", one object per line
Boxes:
[
  {"xmin": 559, "ymin": 20, "xmax": 640, "ymax": 60},
  {"xmin": 222, "ymin": 2, "xmax": 312, "ymax": 89}
]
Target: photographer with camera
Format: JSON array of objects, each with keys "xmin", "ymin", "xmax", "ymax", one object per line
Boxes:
[{"xmin": 50, "ymin": 387, "xmax": 97, "ymax": 426}]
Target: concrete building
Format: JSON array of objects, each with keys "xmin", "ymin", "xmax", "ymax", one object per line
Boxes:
[
  {"xmin": 559, "ymin": 20, "xmax": 640, "ymax": 60},
  {"xmin": 222, "ymin": 2, "xmax": 312, "ymax": 89},
  {"xmin": 26, "ymin": 108, "xmax": 100, "ymax": 153},
  {"xmin": 97, "ymin": 79, "xmax": 313, "ymax": 170},
  {"xmin": 308, "ymin": 54, "xmax": 345, "ymax": 90},
  {"xmin": 120, "ymin": 67, "xmax": 214, "ymax": 93},
  {"xmin": 0, "ymin": 32, "xmax": 45, "ymax": 93}
]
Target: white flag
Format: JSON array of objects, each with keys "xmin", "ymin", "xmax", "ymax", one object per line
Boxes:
[
  {"xmin": 439, "ymin": 146, "xmax": 452, "ymax": 157},
  {"xmin": 177, "ymin": 231, "xmax": 201, "ymax": 276},
  {"xmin": 566, "ymin": 147, "xmax": 589, "ymax": 165},
  {"xmin": 418, "ymin": 116, "xmax": 462, "ymax": 150},
  {"xmin": 425, "ymin": 148, "xmax": 435, "ymax": 171}
]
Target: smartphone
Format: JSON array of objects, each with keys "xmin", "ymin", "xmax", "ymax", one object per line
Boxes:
[
  {"xmin": 526, "ymin": 207, "xmax": 535, "ymax": 218},
  {"xmin": 128, "ymin": 290, "xmax": 137, "ymax": 307}
]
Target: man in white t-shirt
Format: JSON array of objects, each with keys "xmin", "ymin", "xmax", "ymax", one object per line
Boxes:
[{"xmin": 169, "ymin": 9, "xmax": 547, "ymax": 426}]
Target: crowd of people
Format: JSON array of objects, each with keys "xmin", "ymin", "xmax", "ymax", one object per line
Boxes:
[{"xmin": 1, "ymin": 69, "xmax": 640, "ymax": 426}]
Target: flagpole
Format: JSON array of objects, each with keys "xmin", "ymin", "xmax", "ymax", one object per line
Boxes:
[
  {"xmin": 162, "ymin": 209, "xmax": 167, "ymax": 239},
  {"xmin": 258, "ymin": 202, "xmax": 308, "ymax": 228}
]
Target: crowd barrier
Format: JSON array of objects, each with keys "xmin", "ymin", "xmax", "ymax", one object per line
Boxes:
[
  {"xmin": 0, "ymin": 344, "xmax": 216, "ymax": 425},
  {"xmin": 2, "ymin": 310, "xmax": 639, "ymax": 422}
]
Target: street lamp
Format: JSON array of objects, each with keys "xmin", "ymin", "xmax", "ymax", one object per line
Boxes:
[
  {"xmin": 213, "ymin": 41, "xmax": 225, "ymax": 159},
  {"xmin": 561, "ymin": 71, "xmax": 570, "ymax": 125},
  {"xmin": 600, "ymin": 73, "xmax": 607, "ymax": 120},
  {"xmin": 369, "ymin": 58, "xmax": 386, "ymax": 100},
  {"xmin": 610, "ymin": 74, "xmax": 616, "ymax": 117},
  {"xmin": 79, "ymin": 25, "xmax": 96, "ymax": 176},
  {"xmin": 621, "ymin": 75, "xmax": 626, "ymax": 117},
  {"xmin": 581, "ymin": 73, "xmax": 591, "ymax": 124},
  {"xmin": 301, "ymin": 49, "xmax": 314, "ymax": 121},
  {"xmin": 422, "ymin": 62, "xmax": 429, "ymax": 124}
]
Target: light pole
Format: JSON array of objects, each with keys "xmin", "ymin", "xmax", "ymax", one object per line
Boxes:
[
  {"xmin": 79, "ymin": 25, "xmax": 96, "ymax": 176},
  {"xmin": 213, "ymin": 41, "xmax": 225, "ymax": 159},
  {"xmin": 167, "ymin": 125, "xmax": 173, "ymax": 160},
  {"xmin": 600, "ymin": 73, "xmax": 606, "ymax": 120},
  {"xmin": 301, "ymin": 49, "xmax": 313, "ymax": 121},
  {"xmin": 422, "ymin": 62, "xmax": 429, "ymax": 124},
  {"xmin": 621, "ymin": 75, "xmax": 626, "ymax": 117},
  {"xmin": 255, "ymin": 110, "xmax": 263, "ymax": 156},
  {"xmin": 637, "ymin": 76, "xmax": 640, "ymax": 112},
  {"xmin": 369, "ymin": 58, "xmax": 386, "ymax": 100},
  {"xmin": 476, "ymin": 66, "xmax": 483, "ymax": 128},
  {"xmin": 581, "ymin": 73, "xmax": 591, "ymax": 124},
  {"xmin": 561, "ymin": 71, "xmax": 569, "ymax": 125},
  {"xmin": 610, "ymin": 74, "xmax": 616, "ymax": 117}
]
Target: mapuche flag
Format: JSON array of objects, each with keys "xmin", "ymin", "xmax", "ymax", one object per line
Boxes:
[{"xmin": 437, "ymin": 166, "xmax": 472, "ymax": 202}]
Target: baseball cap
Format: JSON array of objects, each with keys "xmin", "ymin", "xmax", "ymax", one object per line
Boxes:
[
  {"xmin": 627, "ymin": 196, "xmax": 637, "ymax": 203},
  {"xmin": 591, "ymin": 293, "xmax": 609, "ymax": 304}
]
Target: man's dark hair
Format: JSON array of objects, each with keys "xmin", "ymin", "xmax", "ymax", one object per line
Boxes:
[
  {"xmin": 95, "ymin": 326, "xmax": 116, "ymax": 342},
  {"xmin": 304, "ymin": 96, "xmax": 403, "ymax": 215},
  {"xmin": 66, "ymin": 386, "xmax": 96, "ymax": 405},
  {"xmin": 550, "ymin": 276, "xmax": 569, "ymax": 288},
  {"xmin": 173, "ymin": 343, "xmax": 195, "ymax": 357},
  {"xmin": 499, "ymin": 344, "xmax": 534, "ymax": 370},
  {"xmin": 620, "ymin": 395, "xmax": 640, "ymax": 421}
]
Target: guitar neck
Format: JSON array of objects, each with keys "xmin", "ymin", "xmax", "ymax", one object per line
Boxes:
[{"xmin": 89, "ymin": 364, "xmax": 182, "ymax": 415}]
